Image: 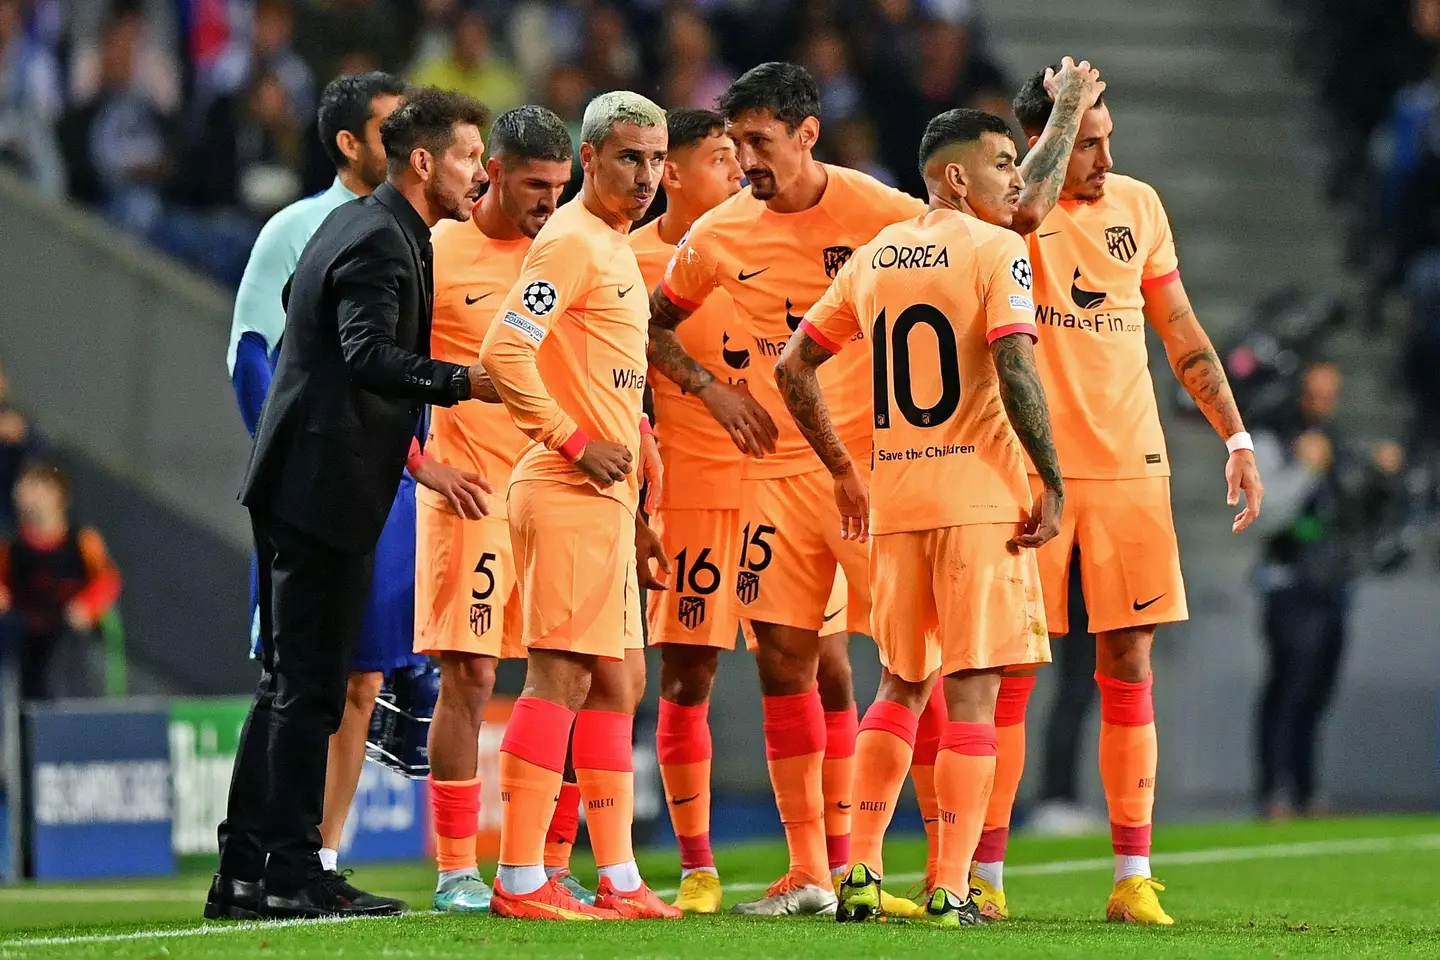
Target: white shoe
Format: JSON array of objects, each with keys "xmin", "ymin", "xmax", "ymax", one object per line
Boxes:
[
  {"xmin": 1025, "ymin": 800, "xmax": 1106, "ymax": 837},
  {"xmin": 732, "ymin": 874, "xmax": 838, "ymax": 916}
]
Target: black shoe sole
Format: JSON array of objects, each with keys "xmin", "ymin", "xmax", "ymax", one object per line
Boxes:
[{"xmin": 203, "ymin": 902, "xmax": 260, "ymax": 921}]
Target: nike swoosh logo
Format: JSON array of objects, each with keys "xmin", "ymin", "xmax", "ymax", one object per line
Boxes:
[
  {"xmin": 822, "ymin": 609, "xmax": 842, "ymax": 623},
  {"xmin": 923, "ymin": 817, "xmax": 939, "ymax": 824},
  {"xmin": 1133, "ymin": 594, "xmax": 1165, "ymax": 611},
  {"xmin": 737, "ymin": 268, "xmax": 768, "ymax": 281},
  {"xmin": 465, "ymin": 293, "xmax": 492, "ymax": 305},
  {"xmin": 837, "ymin": 802, "xmax": 851, "ymax": 810},
  {"xmin": 618, "ymin": 284, "xmax": 634, "ymax": 298},
  {"xmin": 673, "ymin": 794, "xmax": 700, "ymax": 805},
  {"xmin": 1038, "ymin": 231, "xmax": 1062, "ymax": 238}
]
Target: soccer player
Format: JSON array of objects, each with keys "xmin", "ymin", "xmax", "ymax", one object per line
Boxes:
[
  {"xmin": 223, "ymin": 72, "xmax": 485, "ymax": 889},
  {"xmin": 479, "ymin": 90, "xmax": 678, "ymax": 921},
  {"xmin": 418, "ymin": 105, "xmax": 579, "ymax": 913},
  {"xmin": 777, "ymin": 107, "xmax": 1061, "ymax": 929},
  {"xmin": 970, "ymin": 66, "xmax": 1266, "ymax": 925},
  {"xmin": 647, "ymin": 62, "xmax": 927, "ymax": 917}
]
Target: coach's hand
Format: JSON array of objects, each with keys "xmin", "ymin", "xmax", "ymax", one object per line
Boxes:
[
  {"xmin": 1010, "ymin": 485, "xmax": 1063, "ymax": 552},
  {"xmin": 635, "ymin": 516, "xmax": 671, "ymax": 591},
  {"xmin": 699, "ymin": 381, "xmax": 778, "ymax": 458},
  {"xmin": 1044, "ymin": 56, "xmax": 1106, "ymax": 111},
  {"xmin": 1226, "ymin": 448, "xmax": 1264, "ymax": 534},
  {"xmin": 833, "ymin": 461, "xmax": 871, "ymax": 543},
  {"xmin": 576, "ymin": 440, "xmax": 633, "ymax": 487},
  {"xmin": 414, "ymin": 458, "xmax": 493, "ymax": 519},
  {"xmin": 640, "ymin": 429, "xmax": 664, "ymax": 515},
  {"xmin": 466, "ymin": 363, "xmax": 502, "ymax": 403}
]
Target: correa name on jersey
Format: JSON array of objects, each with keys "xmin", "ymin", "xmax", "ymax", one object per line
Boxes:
[
  {"xmin": 1035, "ymin": 303, "xmax": 1143, "ymax": 334},
  {"xmin": 870, "ymin": 243, "xmax": 950, "ymax": 269}
]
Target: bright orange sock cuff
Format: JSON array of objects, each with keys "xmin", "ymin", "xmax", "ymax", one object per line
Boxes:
[
  {"xmin": 431, "ymin": 775, "xmax": 482, "ymax": 838},
  {"xmin": 763, "ymin": 689, "xmax": 825, "ymax": 760},
  {"xmin": 995, "ymin": 675, "xmax": 1036, "ymax": 727},
  {"xmin": 939, "ymin": 721, "xmax": 998, "ymax": 756},
  {"xmin": 914, "ymin": 685, "xmax": 946, "ymax": 765},
  {"xmin": 573, "ymin": 709, "xmax": 634, "ymax": 772},
  {"xmin": 824, "ymin": 705, "xmax": 859, "ymax": 759},
  {"xmin": 1097, "ymin": 672, "xmax": 1154, "ymax": 726},
  {"xmin": 500, "ymin": 697, "xmax": 575, "ymax": 772},
  {"xmin": 546, "ymin": 781, "xmax": 581, "ymax": 845},
  {"xmin": 859, "ymin": 700, "xmax": 919, "ymax": 746},
  {"xmin": 657, "ymin": 699, "xmax": 711, "ymax": 764}
]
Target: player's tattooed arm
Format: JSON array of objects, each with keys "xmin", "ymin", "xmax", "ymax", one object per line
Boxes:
[
  {"xmin": 1013, "ymin": 58, "xmax": 1105, "ymax": 235},
  {"xmin": 1144, "ymin": 278, "xmax": 1247, "ymax": 439},
  {"xmin": 646, "ymin": 285, "xmax": 714, "ymax": 395},
  {"xmin": 991, "ymin": 333, "xmax": 1063, "ymax": 493},
  {"xmin": 775, "ymin": 333, "xmax": 850, "ymax": 476}
]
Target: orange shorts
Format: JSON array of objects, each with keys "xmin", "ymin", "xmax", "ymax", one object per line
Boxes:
[
  {"xmin": 870, "ymin": 522, "xmax": 1050, "ymax": 683},
  {"xmin": 647, "ymin": 507, "xmax": 749, "ymax": 650},
  {"xmin": 733, "ymin": 466, "xmax": 871, "ymax": 634},
  {"xmin": 1029, "ymin": 475, "xmax": 1189, "ymax": 635},
  {"xmin": 414, "ymin": 499, "xmax": 525, "ymax": 659},
  {"xmin": 508, "ymin": 480, "xmax": 643, "ymax": 660},
  {"xmin": 740, "ymin": 568, "xmax": 850, "ymax": 648}
]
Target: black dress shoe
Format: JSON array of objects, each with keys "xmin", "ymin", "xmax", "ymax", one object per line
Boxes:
[
  {"xmin": 203, "ymin": 874, "xmax": 262, "ymax": 920},
  {"xmin": 260, "ymin": 870, "xmax": 408, "ymax": 919}
]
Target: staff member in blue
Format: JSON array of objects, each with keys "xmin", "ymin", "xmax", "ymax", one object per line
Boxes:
[{"xmin": 217, "ymin": 73, "xmax": 488, "ymax": 918}]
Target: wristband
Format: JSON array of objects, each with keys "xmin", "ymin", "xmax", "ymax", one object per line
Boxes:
[
  {"xmin": 639, "ymin": 415, "xmax": 653, "ymax": 436},
  {"xmin": 1225, "ymin": 431, "xmax": 1254, "ymax": 454},
  {"xmin": 406, "ymin": 438, "xmax": 426, "ymax": 473},
  {"xmin": 558, "ymin": 429, "xmax": 590, "ymax": 463}
]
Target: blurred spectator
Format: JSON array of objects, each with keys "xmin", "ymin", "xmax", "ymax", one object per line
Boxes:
[
  {"xmin": 0, "ymin": 459, "xmax": 121, "ymax": 700},
  {"xmin": 544, "ymin": 60, "xmax": 590, "ymax": 190},
  {"xmin": 797, "ymin": 27, "xmax": 860, "ymax": 126},
  {"xmin": 180, "ymin": 67, "xmax": 306, "ymax": 217},
  {"xmin": 69, "ymin": 0, "xmax": 181, "ymax": 118},
  {"xmin": 0, "ymin": 0, "xmax": 65, "ymax": 196},
  {"xmin": 1251, "ymin": 363, "xmax": 1411, "ymax": 818},
  {"xmin": 657, "ymin": 7, "xmax": 730, "ymax": 110},
  {"xmin": 410, "ymin": 9, "xmax": 523, "ymax": 117},
  {"xmin": 827, "ymin": 115, "xmax": 895, "ymax": 186},
  {"xmin": 0, "ymin": 355, "xmax": 39, "ymax": 534},
  {"xmin": 292, "ymin": 0, "xmax": 411, "ymax": 84},
  {"xmin": 203, "ymin": 0, "xmax": 315, "ymax": 126},
  {"xmin": 505, "ymin": 0, "xmax": 589, "ymax": 90},
  {"xmin": 407, "ymin": 0, "xmax": 460, "ymax": 75},
  {"xmin": 59, "ymin": 1, "xmax": 174, "ymax": 234},
  {"xmin": 582, "ymin": 4, "xmax": 640, "ymax": 92}
]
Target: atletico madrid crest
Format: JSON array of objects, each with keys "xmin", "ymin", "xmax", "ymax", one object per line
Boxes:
[{"xmin": 1106, "ymin": 226, "xmax": 1137, "ymax": 263}]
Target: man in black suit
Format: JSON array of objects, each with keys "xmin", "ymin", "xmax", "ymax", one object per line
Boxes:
[{"xmin": 206, "ymin": 87, "xmax": 497, "ymax": 920}]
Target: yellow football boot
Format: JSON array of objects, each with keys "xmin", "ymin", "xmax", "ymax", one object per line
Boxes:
[
  {"xmin": 672, "ymin": 871, "xmax": 723, "ymax": 914},
  {"xmin": 967, "ymin": 862, "xmax": 1008, "ymax": 920},
  {"xmin": 1105, "ymin": 876, "xmax": 1174, "ymax": 925}
]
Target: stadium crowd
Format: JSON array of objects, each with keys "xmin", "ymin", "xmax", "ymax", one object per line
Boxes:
[{"xmin": 0, "ymin": 0, "xmax": 1010, "ymax": 287}]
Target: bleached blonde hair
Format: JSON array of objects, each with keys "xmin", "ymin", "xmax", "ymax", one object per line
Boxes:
[{"xmin": 580, "ymin": 90, "xmax": 667, "ymax": 148}]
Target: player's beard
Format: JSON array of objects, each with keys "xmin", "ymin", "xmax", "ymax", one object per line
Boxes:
[
  {"xmin": 430, "ymin": 177, "xmax": 473, "ymax": 222},
  {"xmin": 746, "ymin": 171, "xmax": 777, "ymax": 201},
  {"xmin": 355, "ymin": 145, "xmax": 388, "ymax": 191}
]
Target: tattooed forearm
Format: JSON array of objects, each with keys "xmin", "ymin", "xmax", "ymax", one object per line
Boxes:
[
  {"xmin": 647, "ymin": 286, "xmax": 716, "ymax": 396},
  {"xmin": 992, "ymin": 333, "xmax": 1063, "ymax": 492},
  {"xmin": 1016, "ymin": 84, "xmax": 1087, "ymax": 229},
  {"xmin": 775, "ymin": 336, "xmax": 849, "ymax": 475},
  {"xmin": 1173, "ymin": 346, "xmax": 1245, "ymax": 438}
]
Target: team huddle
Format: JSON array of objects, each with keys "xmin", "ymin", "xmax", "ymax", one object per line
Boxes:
[{"xmin": 228, "ymin": 56, "xmax": 1264, "ymax": 928}]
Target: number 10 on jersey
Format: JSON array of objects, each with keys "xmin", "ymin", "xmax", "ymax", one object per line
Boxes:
[{"xmin": 872, "ymin": 304, "xmax": 961, "ymax": 430}]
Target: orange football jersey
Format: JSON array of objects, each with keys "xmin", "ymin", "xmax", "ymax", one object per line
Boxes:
[
  {"xmin": 803, "ymin": 209, "xmax": 1038, "ymax": 536},
  {"xmin": 630, "ymin": 218, "xmax": 747, "ymax": 510},
  {"xmin": 479, "ymin": 197, "xmax": 650, "ymax": 514},
  {"xmin": 1025, "ymin": 173, "xmax": 1179, "ymax": 479},
  {"xmin": 426, "ymin": 217, "xmax": 532, "ymax": 518},
  {"xmin": 662, "ymin": 164, "xmax": 925, "ymax": 478}
]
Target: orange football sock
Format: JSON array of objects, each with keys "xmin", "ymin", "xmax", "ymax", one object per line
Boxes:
[
  {"xmin": 498, "ymin": 697, "xmax": 574, "ymax": 870},
  {"xmin": 849, "ymin": 701, "xmax": 918, "ymax": 877},
  {"xmin": 763, "ymin": 688, "xmax": 828, "ymax": 885},
  {"xmin": 1097, "ymin": 673, "xmax": 1157, "ymax": 859},
  {"xmin": 933, "ymin": 722, "xmax": 997, "ymax": 899},
  {"xmin": 573, "ymin": 709, "xmax": 635, "ymax": 870},
  {"xmin": 656, "ymin": 699, "xmax": 714, "ymax": 871},
  {"xmin": 543, "ymin": 781, "xmax": 581, "ymax": 872},
  {"xmin": 977, "ymin": 675, "xmax": 1034, "ymax": 867},
  {"xmin": 431, "ymin": 775, "xmax": 482, "ymax": 873},
  {"xmin": 823, "ymin": 706, "xmax": 858, "ymax": 873},
  {"xmin": 912, "ymin": 684, "xmax": 946, "ymax": 885}
]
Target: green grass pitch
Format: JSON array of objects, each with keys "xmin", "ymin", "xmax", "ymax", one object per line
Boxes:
[{"xmin": 2, "ymin": 815, "xmax": 1437, "ymax": 958}]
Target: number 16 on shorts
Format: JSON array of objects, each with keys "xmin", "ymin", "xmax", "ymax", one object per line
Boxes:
[{"xmin": 646, "ymin": 508, "xmax": 745, "ymax": 649}]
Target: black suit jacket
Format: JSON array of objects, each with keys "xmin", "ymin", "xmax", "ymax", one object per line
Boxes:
[{"xmin": 240, "ymin": 182, "xmax": 468, "ymax": 553}]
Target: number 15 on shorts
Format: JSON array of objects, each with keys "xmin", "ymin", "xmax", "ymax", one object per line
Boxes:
[{"xmin": 735, "ymin": 522, "xmax": 775, "ymax": 605}]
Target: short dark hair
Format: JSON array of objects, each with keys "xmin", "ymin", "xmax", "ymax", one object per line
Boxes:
[
  {"xmin": 16, "ymin": 457, "xmax": 68, "ymax": 498},
  {"xmin": 1013, "ymin": 65, "xmax": 1106, "ymax": 138},
  {"xmin": 316, "ymin": 71, "xmax": 408, "ymax": 170},
  {"xmin": 718, "ymin": 62, "xmax": 820, "ymax": 131},
  {"xmin": 918, "ymin": 108, "xmax": 1013, "ymax": 174},
  {"xmin": 380, "ymin": 87, "xmax": 491, "ymax": 168},
  {"xmin": 666, "ymin": 108, "xmax": 726, "ymax": 152},
  {"xmin": 488, "ymin": 105, "xmax": 573, "ymax": 164}
]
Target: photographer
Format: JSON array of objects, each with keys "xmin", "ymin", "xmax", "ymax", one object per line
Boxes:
[{"xmin": 1250, "ymin": 362, "xmax": 1409, "ymax": 819}]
